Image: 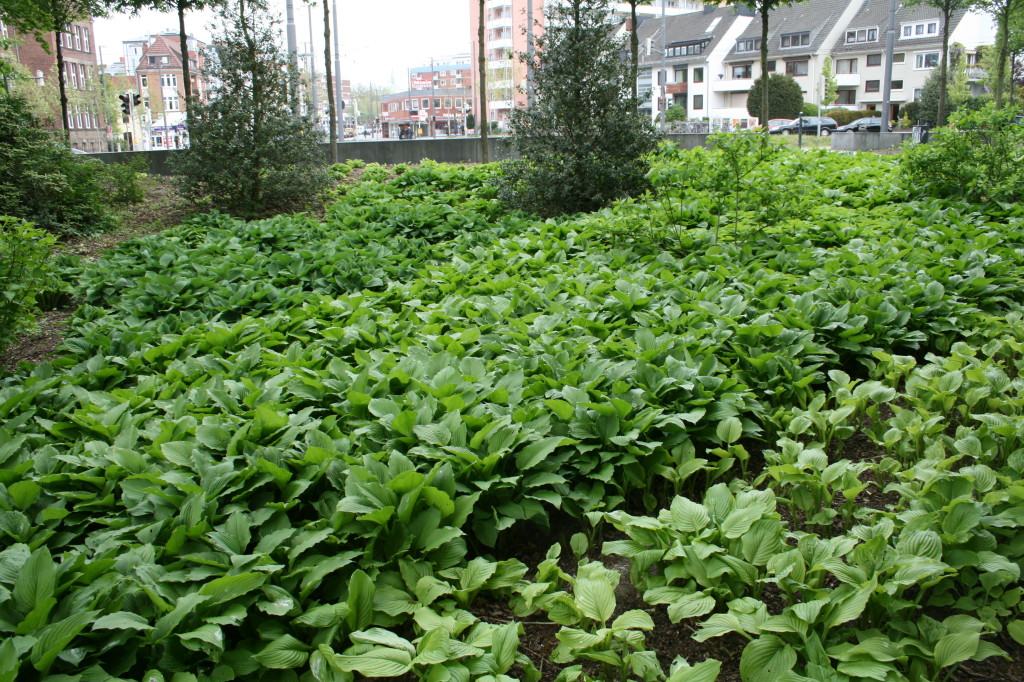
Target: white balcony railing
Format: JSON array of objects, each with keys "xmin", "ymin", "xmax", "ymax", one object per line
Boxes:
[{"xmin": 836, "ymin": 73, "xmax": 860, "ymax": 87}]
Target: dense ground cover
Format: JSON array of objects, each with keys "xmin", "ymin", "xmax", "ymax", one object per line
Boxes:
[{"xmin": 1, "ymin": 150, "xmax": 1023, "ymax": 682}]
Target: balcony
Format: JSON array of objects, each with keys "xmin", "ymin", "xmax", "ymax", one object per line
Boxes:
[
  {"xmin": 966, "ymin": 66, "xmax": 987, "ymax": 81},
  {"xmin": 711, "ymin": 77, "xmax": 752, "ymax": 92},
  {"xmin": 488, "ymin": 59, "xmax": 513, "ymax": 70},
  {"xmin": 486, "ymin": 0, "xmax": 512, "ymax": 8},
  {"xmin": 488, "ymin": 37, "xmax": 513, "ymax": 51},
  {"xmin": 487, "ymin": 16, "xmax": 513, "ymax": 29},
  {"xmin": 836, "ymin": 73, "xmax": 860, "ymax": 87}
]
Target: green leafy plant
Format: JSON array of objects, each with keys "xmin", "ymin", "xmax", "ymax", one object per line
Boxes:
[{"xmin": 0, "ymin": 216, "xmax": 57, "ymax": 352}]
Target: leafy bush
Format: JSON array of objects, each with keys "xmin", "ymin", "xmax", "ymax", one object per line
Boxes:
[
  {"xmin": 826, "ymin": 109, "xmax": 882, "ymax": 126},
  {"xmin": 746, "ymin": 73, "xmax": 803, "ymax": 121},
  {"xmin": 173, "ymin": 2, "xmax": 328, "ymax": 218},
  {"xmin": 97, "ymin": 156, "xmax": 148, "ymax": 204},
  {"xmin": 497, "ymin": 0, "xmax": 658, "ymax": 217},
  {"xmin": 0, "ymin": 216, "xmax": 56, "ymax": 351},
  {"xmin": 899, "ymin": 104, "xmax": 1024, "ymax": 203},
  {"xmin": 0, "ymin": 95, "xmax": 116, "ymax": 237}
]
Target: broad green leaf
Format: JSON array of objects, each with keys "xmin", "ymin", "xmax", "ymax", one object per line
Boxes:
[
  {"xmin": 294, "ymin": 603, "xmax": 351, "ymax": 628},
  {"xmin": 933, "ymin": 632, "xmax": 979, "ymax": 669},
  {"xmin": 254, "ymin": 634, "xmax": 310, "ymax": 669},
  {"xmin": 30, "ymin": 610, "xmax": 98, "ymax": 673},
  {"xmin": 328, "ymin": 647, "xmax": 413, "ymax": 677},
  {"xmin": 92, "ymin": 611, "xmax": 154, "ymax": 631},
  {"xmin": 575, "ymin": 578, "xmax": 615, "ymax": 624},
  {"xmin": 716, "ymin": 417, "xmax": 743, "ymax": 444},
  {"xmin": 198, "ymin": 572, "xmax": 266, "ymax": 605},
  {"xmin": 612, "ymin": 609, "xmax": 654, "ymax": 630},
  {"xmin": 739, "ymin": 635, "xmax": 796, "ymax": 682},
  {"xmin": 347, "ymin": 570, "xmax": 375, "ymax": 631},
  {"xmin": 669, "ymin": 497, "xmax": 710, "ymax": 533},
  {"xmin": 491, "ymin": 622, "xmax": 519, "ymax": 673},
  {"xmin": 720, "ymin": 507, "xmax": 762, "ymax": 539},
  {"xmin": 666, "ymin": 658, "xmax": 722, "ymax": 682},
  {"xmin": 13, "ymin": 547, "xmax": 54, "ymax": 613},
  {"xmin": 515, "ymin": 436, "xmax": 567, "ymax": 470}
]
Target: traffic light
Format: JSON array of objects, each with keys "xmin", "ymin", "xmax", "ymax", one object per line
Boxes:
[
  {"xmin": 119, "ymin": 94, "xmax": 131, "ymax": 115},
  {"xmin": 133, "ymin": 94, "xmax": 141, "ymax": 107}
]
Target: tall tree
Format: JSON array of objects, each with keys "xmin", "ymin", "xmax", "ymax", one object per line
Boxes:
[
  {"xmin": 173, "ymin": 0, "xmax": 326, "ymax": 217},
  {"xmin": 906, "ymin": 0, "xmax": 972, "ymax": 124},
  {"xmin": 319, "ymin": 0, "xmax": 336, "ymax": 163},
  {"xmin": 477, "ymin": 0, "xmax": 488, "ymax": 162},
  {"xmin": 724, "ymin": 0, "xmax": 803, "ymax": 127},
  {"xmin": 0, "ymin": 0, "xmax": 107, "ymax": 143},
  {"xmin": 498, "ymin": 0, "xmax": 657, "ymax": 217},
  {"xmin": 979, "ymin": 0, "xmax": 1024, "ymax": 107},
  {"xmin": 821, "ymin": 55, "xmax": 838, "ymax": 107},
  {"xmin": 624, "ymin": 0, "xmax": 652, "ymax": 101}
]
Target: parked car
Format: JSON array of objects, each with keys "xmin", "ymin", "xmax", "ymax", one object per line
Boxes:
[
  {"xmin": 765, "ymin": 118, "xmax": 792, "ymax": 132},
  {"xmin": 770, "ymin": 116, "xmax": 839, "ymax": 136},
  {"xmin": 835, "ymin": 117, "xmax": 891, "ymax": 133}
]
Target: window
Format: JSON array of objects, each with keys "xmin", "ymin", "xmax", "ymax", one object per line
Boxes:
[
  {"xmin": 674, "ymin": 66, "xmax": 687, "ymax": 82},
  {"xmin": 141, "ymin": 76, "xmax": 148, "ymax": 88},
  {"xmin": 837, "ymin": 89, "xmax": 856, "ymax": 105},
  {"xmin": 433, "ymin": 98, "xmax": 441, "ymax": 108},
  {"xmin": 444, "ymin": 97, "xmax": 452, "ymax": 108},
  {"xmin": 736, "ymin": 38, "xmax": 759, "ymax": 53},
  {"xmin": 161, "ymin": 73, "xmax": 177, "ymax": 87},
  {"xmin": 914, "ymin": 88, "xmax": 923, "ymax": 101},
  {"xmin": 732, "ymin": 63, "xmax": 752, "ymax": 79},
  {"xmin": 892, "ymin": 80, "xmax": 904, "ymax": 90},
  {"xmin": 866, "ymin": 53, "xmax": 882, "ymax": 67},
  {"xmin": 421, "ymin": 98, "xmax": 429, "ymax": 109},
  {"xmin": 766, "ymin": 60, "xmax": 776, "ymax": 72},
  {"xmin": 163, "ymin": 95, "xmax": 179, "ymax": 110},
  {"xmin": 845, "ymin": 28, "xmax": 878, "ymax": 44},
  {"xmin": 836, "ymin": 58, "xmax": 857, "ymax": 74},
  {"xmin": 666, "ymin": 39, "xmax": 711, "ymax": 57},
  {"xmin": 865, "ymin": 80, "xmax": 880, "ymax": 92},
  {"xmin": 786, "ymin": 60, "xmax": 809, "ymax": 77},
  {"xmin": 893, "ymin": 53, "xmax": 905, "ymax": 64},
  {"xmin": 693, "ymin": 67, "xmax": 704, "ymax": 83},
  {"xmin": 781, "ymin": 31, "xmax": 810, "ymax": 48},
  {"xmin": 693, "ymin": 94, "xmax": 704, "ymax": 109},
  {"xmin": 465, "ymin": 99, "xmax": 472, "ymax": 109},
  {"xmin": 915, "ymin": 52, "xmax": 939, "ymax": 69},
  {"xmin": 903, "ymin": 21, "xmax": 939, "ymax": 38},
  {"xmin": 455, "ymin": 97, "xmax": 462, "ymax": 107}
]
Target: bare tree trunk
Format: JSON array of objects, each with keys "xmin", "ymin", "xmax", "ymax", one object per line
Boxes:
[
  {"xmin": 937, "ymin": 7, "xmax": 950, "ymax": 125},
  {"xmin": 178, "ymin": 0, "xmax": 192, "ymax": 114},
  {"xmin": 760, "ymin": 9, "xmax": 769, "ymax": 126},
  {"xmin": 54, "ymin": 29, "xmax": 70, "ymax": 145},
  {"xmin": 478, "ymin": 0, "xmax": 488, "ymax": 163},
  {"xmin": 994, "ymin": 7, "xmax": 1010, "ymax": 108},
  {"xmin": 629, "ymin": 0, "xmax": 638, "ymax": 101},
  {"xmin": 323, "ymin": 0, "xmax": 337, "ymax": 163}
]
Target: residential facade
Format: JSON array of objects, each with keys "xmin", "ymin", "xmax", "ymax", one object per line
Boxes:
[
  {"xmin": 381, "ymin": 55, "xmax": 473, "ymax": 138},
  {"xmin": 637, "ymin": 0, "xmax": 996, "ymax": 127},
  {"xmin": 4, "ymin": 19, "xmax": 109, "ymax": 151},
  {"xmin": 118, "ymin": 32, "xmax": 209, "ymax": 150}
]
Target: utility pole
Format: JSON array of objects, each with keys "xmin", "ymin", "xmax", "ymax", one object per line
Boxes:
[
  {"xmin": 332, "ymin": 0, "xmax": 343, "ymax": 142},
  {"xmin": 659, "ymin": 0, "xmax": 667, "ymax": 131},
  {"xmin": 307, "ymin": 2, "xmax": 318, "ymax": 122},
  {"xmin": 880, "ymin": 0, "xmax": 897, "ymax": 126},
  {"xmin": 430, "ymin": 57, "xmax": 436, "ymax": 137},
  {"xmin": 286, "ymin": 0, "xmax": 300, "ymax": 114}
]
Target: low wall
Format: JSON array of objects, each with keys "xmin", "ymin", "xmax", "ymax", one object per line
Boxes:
[{"xmin": 830, "ymin": 131, "xmax": 913, "ymax": 151}]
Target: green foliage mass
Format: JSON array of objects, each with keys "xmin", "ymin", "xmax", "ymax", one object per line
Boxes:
[
  {"xmin": 497, "ymin": 0, "xmax": 658, "ymax": 217},
  {"xmin": 900, "ymin": 104, "xmax": 1024, "ymax": 203},
  {"xmin": 0, "ymin": 217, "xmax": 56, "ymax": 351},
  {"xmin": 173, "ymin": 1, "xmax": 328, "ymax": 218},
  {"xmin": 0, "ymin": 95, "xmax": 115, "ymax": 237},
  {"xmin": 746, "ymin": 73, "xmax": 804, "ymax": 121},
  {"xmin": 1, "ymin": 146, "xmax": 1024, "ymax": 680}
]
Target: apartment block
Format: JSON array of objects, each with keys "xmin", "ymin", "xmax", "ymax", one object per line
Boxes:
[
  {"xmin": 382, "ymin": 56, "xmax": 474, "ymax": 138},
  {"xmin": 5, "ymin": 19, "xmax": 109, "ymax": 151}
]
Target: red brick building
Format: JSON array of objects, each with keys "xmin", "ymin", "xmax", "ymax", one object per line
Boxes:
[
  {"xmin": 132, "ymin": 33, "xmax": 208, "ymax": 150},
  {"xmin": 5, "ymin": 19, "xmax": 109, "ymax": 151},
  {"xmin": 381, "ymin": 55, "xmax": 473, "ymax": 138}
]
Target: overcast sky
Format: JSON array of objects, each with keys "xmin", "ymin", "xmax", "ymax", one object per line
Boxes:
[{"xmin": 93, "ymin": 0, "xmax": 471, "ymax": 87}]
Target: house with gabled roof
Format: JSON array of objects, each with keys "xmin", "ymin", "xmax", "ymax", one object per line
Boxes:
[
  {"xmin": 635, "ymin": 5, "xmax": 754, "ymax": 126},
  {"xmin": 718, "ymin": 0, "xmax": 862, "ymax": 124},
  {"xmin": 131, "ymin": 32, "xmax": 209, "ymax": 150},
  {"xmin": 828, "ymin": 0, "xmax": 995, "ymax": 121}
]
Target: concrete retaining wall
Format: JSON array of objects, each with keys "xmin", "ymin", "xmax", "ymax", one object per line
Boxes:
[
  {"xmin": 83, "ymin": 134, "xmax": 716, "ymax": 174},
  {"xmin": 830, "ymin": 131, "xmax": 913, "ymax": 151}
]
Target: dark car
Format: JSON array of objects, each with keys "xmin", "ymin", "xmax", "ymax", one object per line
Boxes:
[
  {"xmin": 770, "ymin": 116, "xmax": 839, "ymax": 136},
  {"xmin": 835, "ymin": 117, "xmax": 891, "ymax": 133}
]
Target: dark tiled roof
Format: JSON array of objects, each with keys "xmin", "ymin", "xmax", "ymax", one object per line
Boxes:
[
  {"xmin": 636, "ymin": 6, "xmax": 749, "ymax": 67},
  {"xmin": 831, "ymin": 1, "xmax": 969, "ymax": 55},
  {"xmin": 724, "ymin": 0, "xmax": 853, "ymax": 63}
]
